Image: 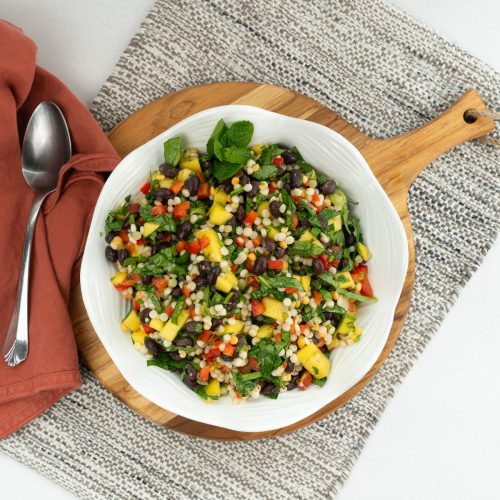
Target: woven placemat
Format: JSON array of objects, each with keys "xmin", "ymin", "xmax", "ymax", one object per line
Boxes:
[{"xmin": 1, "ymin": 1, "xmax": 499, "ymax": 498}]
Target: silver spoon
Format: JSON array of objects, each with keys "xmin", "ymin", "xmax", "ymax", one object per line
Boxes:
[{"xmin": 2, "ymin": 102, "xmax": 71, "ymax": 367}]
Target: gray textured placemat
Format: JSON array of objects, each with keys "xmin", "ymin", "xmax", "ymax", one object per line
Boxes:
[{"xmin": 1, "ymin": 1, "xmax": 499, "ymax": 498}]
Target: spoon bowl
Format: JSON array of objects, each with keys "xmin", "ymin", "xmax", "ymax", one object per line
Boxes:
[{"xmin": 2, "ymin": 101, "xmax": 71, "ymax": 366}]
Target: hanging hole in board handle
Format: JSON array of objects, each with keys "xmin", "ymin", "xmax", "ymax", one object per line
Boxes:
[{"xmin": 463, "ymin": 108, "xmax": 500, "ymax": 146}]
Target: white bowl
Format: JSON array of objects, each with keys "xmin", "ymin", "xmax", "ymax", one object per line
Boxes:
[{"xmin": 81, "ymin": 105, "xmax": 408, "ymax": 433}]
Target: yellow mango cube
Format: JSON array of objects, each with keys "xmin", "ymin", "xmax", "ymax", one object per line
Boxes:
[
  {"xmin": 356, "ymin": 242, "xmax": 371, "ymax": 261},
  {"xmin": 159, "ymin": 309, "xmax": 190, "ymax": 341},
  {"xmin": 197, "ymin": 229, "xmax": 223, "ymax": 262},
  {"xmin": 215, "ymin": 271, "xmax": 238, "ymax": 294},
  {"xmin": 262, "ymin": 296, "xmax": 285, "ymax": 322},
  {"xmin": 111, "ymin": 271, "xmax": 127, "ymax": 285},
  {"xmin": 143, "ymin": 222, "xmax": 159, "ymax": 237},
  {"xmin": 297, "ymin": 343, "xmax": 331, "ymax": 379},
  {"xmin": 205, "ymin": 378, "xmax": 221, "ymax": 399},
  {"xmin": 180, "ymin": 157, "xmax": 201, "ymax": 174},
  {"xmin": 131, "ymin": 330, "xmax": 147, "ymax": 345},
  {"xmin": 122, "ymin": 310, "xmax": 140, "ymax": 332},
  {"xmin": 177, "ymin": 168, "xmax": 193, "ymax": 182},
  {"xmin": 335, "ymin": 271, "xmax": 355, "ymax": 289},
  {"xmin": 256, "ymin": 324, "xmax": 274, "ymax": 338},
  {"xmin": 149, "ymin": 317, "xmax": 165, "ymax": 331},
  {"xmin": 223, "ymin": 320, "xmax": 244, "ymax": 335},
  {"xmin": 209, "ymin": 203, "xmax": 232, "ymax": 225},
  {"xmin": 159, "ymin": 178, "xmax": 174, "ymax": 189}
]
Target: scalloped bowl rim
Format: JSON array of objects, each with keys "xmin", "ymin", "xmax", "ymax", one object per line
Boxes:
[{"xmin": 81, "ymin": 104, "xmax": 408, "ymax": 433}]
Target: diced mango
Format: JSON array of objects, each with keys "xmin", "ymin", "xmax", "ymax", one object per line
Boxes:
[
  {"xmin": 266, "ymin": 226, "xmax": 279, "ymax": 239},
  {"xmin": 159, "ymin": 178, "xmax": 174, "ymax": 189},
  {"xmin": 209, "ymin": 203, "xmax": 232, "ymax": 225},
  {"xmin": 149, "ymin": 317, "xmax": 165, "ymax": 331},
  {"xmin": 122, "ymin": 310, "xmax": 140, "ymax": 332},
  {"xmin": 335, "ymin": 271, "xmax": 355, "ymax": 289},
  {"xmin": 256, "ymin": 324, "xmax": 274, "ymax": 338},
  {"xmin": 328, "ymin": 189, "xmax": 347, "ymax": 210},
  {"xmin": 215, "ymin": 271, "xmax": 238, "ymax": 294},
  {"xmin": 180, "ymin": 157, "xmax": 201, "ymax": 174},
  {"xmin": 262, "ymin": 296, "xmax": 285, "ymax": 322},
  {"xmin": 223, "ymin": 320, "xmax": 244, "ymax": 335},
  {"xmin": 327, "ymin": 337, "xmax": 341, "ymax": 350},
  {"xmin": 329, "ymin": 214, "xmax": 342, "ymax": 232},
  {"xmin": 294, "ymin": 274, "xmax": 311, "ymax": 292},
  {"xmin": 177, "ymin": 168, "xmax": 193, "ymax": 182},
  {"xmin": 111, "ymin": 271, "xmax": 127, "ymax": 285},
  {"xmin": 151, "ymin": 171, "xmax": 165, "ymax": 181},
  {"xmin": 131, "ymin": 330, "xmax": 147, "ymax": 345},
  {"xmin": 197, "ymin": 229, "xmax": 223, "ymax": 262},
  {"xmin": 143, "ymin": 222, "xmax": 160, "ymax": 237},
  {"xmin": 357, "ymin": 242, "xmax": 371, "ymax": 261},
  {"xmin": 297, "ymin": 343, "xmax": 331, "ymax": 379},
  {"xmin": 336, "ymin": 315, "xmax": 356, "ymax": 335},
  {"xmin": 250, "ymin": 144, "xmax": 264, "ymax": 156},
  {"xmin": 299, "ymin": 230, "xmax": 323, "ymax": 249},
  {"xmin": 257, "ymin": 201, "xmax": 270, "ymax": 217},
  {"xmin": 159, "ymin": 309, "xmax": 190, "ymax": 341},
  {"xmin": 205, "ymin": 378, "xmax": 221, "ymax": 399},
  {"xmin": 213, "ymin": 188, "xmax": 228, "ymax": 205}
]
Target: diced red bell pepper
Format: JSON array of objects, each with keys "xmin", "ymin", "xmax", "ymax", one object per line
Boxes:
[
  {"xmin": 197, "ymin": 182, "xmax": 210, "ymax": 199},
  {"xmin": 119, "ymin": 229, "xmax": 129, "ymax": 243},
  {"xmin": 152, "ymin": 277, "xmax": 168, "ymax": 292},
  {"xmin": 182, "ymin": 286, "xmax": 191, "ymax": 298},
  {"xmin": 246, "ymin": 259, "xmax": 254, "ymax": 272},
  {"xmin": 244, "ymin": 210, "xmax": 258, "ymax": 226},
  {"xmin": 170, "ymin": 180, "xmax": 184, "ymax": 195},
  {"xmin": 187, "ymin": 240, "xmax": 201, "ymax": 254},
  {"xmin": 312, "ymin": 289, "xmax": 323, "ymax": 305},
  {"xmin": 129, "ymin": 202, "xmax": 140, "ymax": 214},
  {"xmin": 274, "ymin": 332, "xmax": 282, "ymax": 343},
  {"xmin": 140, "ymin": 182, "xmax": 151, "ymax": 195},
  {"xmin": 165, "ymin": 305, "xmax": 174, "ymax": 317},
  {"xmin": 199, "ymin": 366, "xmax": 210, "ymax": 383},
  {"xmin": 246, "ymin": 275, "xmax": 260, "ymax": 289},
  {"xmin": 360, "ymin": 277, "xmax": 374, "ymax": 297},
  {"xmin": 267, "ymin": 260, "xmax": 286, "ymax": 270},
  {"xmin": 285, "ymin": 288, "xmax": 298, "ymax": 295},
  {"xmin": 291, "ymin": 213, "xmax": 298, "ymax": 230},
  {"xmin": 173, "ymin": 200, "xmax": 190, "ymax": 219},
  {"xmin": 129, "ymin": 273, "xmax": 141, "ymax": 280},
  {"xmin": 204, "ymin": 341, "xmax": 222, "ymax": 362},
  {"xmin": 268, "ymin": 182, "xmax": 277, "ymax": 194},
  {"xmin": 235, "ymin": 236, "xmax": 247, "ymax": 248},
  {"xmin": 351, "ymin": 264, "xmax": 368, "ymax": 282},
  {"xmin": 120, "ymin": 278, "xmax": 137, "ymax": 287},
  {"xmin": 231, "ymin": 263, "xmax": 238, "ymax": 272},
  {"xmin": 199, "ymin": 330, "xmax": 214, "ymax": 344},
  {"xmin": 251, "ymin": 300, "xmax": 265, "ymax": 316},
  {"xmin": 252, "ymin": 236, "xmax": 262, "ymax": 247},
  {"xmin": 142, "ymin": 324, "xmax": 155, "ymax": 334},
  {"xmin": 132, "ymin": 299, "xmax": 140, "ymax": 311},
  {"xmin": 152, "ymin": 204, "xmax": 167, "ymax": 216},
  {"xmin": 176, "ymin": 240, "xmax": 187, "ymax": 252},
  {"xmin": 114, "ymin": 284, "xmax": 129, "ymax": 292},
  {"xmin": 311, "ymin": 193, "xmax": 321, "ymax": 205},
  {"xmin": 223, "ymin": 343, "xmax": 235, "ymax": 356},
  {"xmin": 126, "ymin": 242, "xmax": 137, "ymax": 256},
  {"xmin": 272, "ymin": 156, "xmax": 284, "ymax": 166},
  {"xmin": 198, "ymin": 236, "xmax": 210, "ymax": 250},
  {"xmin": 319, "ymin": 254, "xmax": 331, "ymax": 270},
  {"xmin": 189, "ymin": 307, "xmax": 196, "ymax": 318},
  {"xmin": 298, "ymin": 372, "xmax": 313, "ymax": 391}
]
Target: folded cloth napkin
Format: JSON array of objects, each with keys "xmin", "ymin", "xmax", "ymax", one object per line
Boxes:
[{"xmin": 0, "ymin": 20, "xmax": 119, "ymax": 439}]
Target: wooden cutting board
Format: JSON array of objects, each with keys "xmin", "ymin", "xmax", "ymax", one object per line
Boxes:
[{"xmin": 69, "ymin": 82, "xmax": 494, "ymax": 440}]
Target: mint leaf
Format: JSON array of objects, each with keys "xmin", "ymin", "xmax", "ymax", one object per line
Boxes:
[
  {"xmin": 226, "ymin": 120, "xmax": 254, "ymax": 148},
  {"xmin": 233, "ymin": 372, "xmax": 258, "ymax": 397},
  {"xmin": 259, "ymin": 145, "xmax": 284, "ymax": 165},
  {"xmin": 207, "ymin": 119, "xmax": 227, "ymax": 160},
  {"xmin": 213, "ymin": 159, "xmax": 242, "ymax": 181},
  {"xmin": 257, "ymin": 276, "xmax": 304, "ymax": 291},
  {"xmin": 221, "ymin": 146, "xmax": 252, "ymax": 164},
  {"xmin": 288, "ymin": 241, "xmax": 324, "ymax": 257},
  {"xmin": 252, "ymin": 164, "xmax": 277, "ymax": 180},
  {"xmin": 163, "ymin": 137, "xmax": 183, "ymax": 166}
]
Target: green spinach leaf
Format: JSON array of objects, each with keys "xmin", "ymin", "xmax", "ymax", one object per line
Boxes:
[{"xmin": 163, "ymin": 137, "xmax": 183, "ymax": 166}]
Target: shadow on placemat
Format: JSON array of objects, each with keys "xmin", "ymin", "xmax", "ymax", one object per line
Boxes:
[{"xmin": 2, "ymin": 1, "xmax": 499, "ymax": 499}]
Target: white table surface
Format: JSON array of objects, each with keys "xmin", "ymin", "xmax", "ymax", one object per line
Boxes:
[{"xmin": 1, "ymin": 1, "xmax": 499, "ymax": 498}]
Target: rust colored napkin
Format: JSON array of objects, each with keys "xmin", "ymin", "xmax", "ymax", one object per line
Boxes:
[{"xmin": 0, "ymin": 20, "xmax": 119, "ymax": 439}]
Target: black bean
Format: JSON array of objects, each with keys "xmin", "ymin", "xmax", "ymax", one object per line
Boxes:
[
  {"xmin": 223, "ymin": 180, "xmax": 234, "ymax": 193},
  {"xmin": 151, "ymin": 242, "xmax": 168, "ymax": 255},
  {"xmin": 274, "ymin": 247, "xmax": 286, "ymax": 259},
  {"xmin": 287, "ymin": 375, "xmax": 299, "ymax": 391},
  {"xmin": 170, "ymin": 351, "xmax": 184, "ymax": 361},
  {"xmin": 283, "ymin": 181, "xmax": 291, "ymax": 191},
  {"xmin": 117, "ymin": 248, "xmax": 129, "ymax": 265},
  {"xmin": 282, "ymin": 150, "xmax": 297, "ymax": 165},
  {"xmin": 152, "ymin": 188, "xmax": 172, "ymax": 202},
  {"xmin": 248, "ymin": 180, "xmax": 260, "ymax": 197},
  {"xmin": 285, "ymin": 361, "xmax": 295, "ymax": 373},
  {"xmin": 105, "ymin": 232, "xmax": 116, "ymax": 243},
  {"xmin": 277, "ymin": 142, "xmax": 290, "ymax": 150},
  {"xmin": 338, "ymin": 257, "xmax": 349, "ymax": 270},
  {"xmin": 198, "ymin": 260, "xmax": 211, "ymax": 277},
  {"xmin": 320, "ymin": 180, "xmax": 337, "ymax": 195},
  {"xmin": 239, "ymin": 174, "xmax": 249, "ymax": 186},
  {"xmin": 261, "ymin": 383, "xmax": 279, "ymax": 396},
  {"xmin": 344, "ymin": 231, "xmax": 356, "ymax": 247},
  {"xmin": 221, "ymin": 354, "xmax": 236, "ymax": 361},
  {"xmin": 208, "ymin": 266, "xmax": 221, "ymax": 286},
  {"xmin": 298, "ymin": 218, "xmax": 311, "ymax": 229},
  {"xmin": 235, "ymin": 204, "xmax": 246, "ymax": 223},
  {"xmin": 194, "ymin": 275, "xmax": 208, "ymax": 289},
  {"xmin": 262, "ymin": 237, "xmax": 276, "ymax": 253},
  {"xmin": 185, "ymin": 321, "xmax": 202, "ymax": 335},
  {"xmin": 159, "ymin": 163, "xmax": 179, "ymax": 178},
  {"xmin": 312, "ymin": 258, "xmax": 325, "ymax": 274},
  {"xmin": 184, "ymin": 175, "xmax": 200, "ymax": 196},
  {"xmin": 176, "ymin": 220, "xmax": 193, "ymax": 240},
  {"xmin": 141, "ymin": 274, "xmax": 153, "ymax": 285},
  {"xmin": 330, "ymin": 314, "xmax": 340, "ymax": 328},
  {"xmin": 253, "ymin": 255, "xmax": 268, "ymax": 275},
  {"xmin": 174, "ymin": 337, "xmax": 193, "ymax": 347},
  {"xmin": 269, "ymin": 200, "xmax": 281, "ymax": 218},
  {"xmin": 185, "ymin": 364, "xmax": 197, "ymax": 381},
  {"xmin": 290, "ymin": 169, "xmax": 302, "ymax": 188},
  {"xmin": 171, "ymin": 286, "xmax": 183, "ymax": 298},
  {"xmin": 324, "ymin": 311, "xmax": 333, "ymax": 321},
  {"xmin": 200, "ymin": 158, "xmax": 212, "ymax": 170},
  {"xmin": 227, "ymin": 289, "xmax": 240, "ymax": 310},
  {"xmin": 211, "ymin": 318, "xmax": 222, "ymax": 330},
  {"xmin": 105, "ymin": 245, "xmax": 118, "ymax": 262},
  {"xmin": 144, "ymin": 337, "xmax": 165, "ymax": 356},
  {"xmin": 183, "ymin": 377, "xmax": 198, "ymax": 389},
  {"xmin": 236, "ymin": 334, "xmax": 245, "ymax": 348},
  {"xmin": 140, "ymin": 308, "xmax": 152, "ymax": 324}
]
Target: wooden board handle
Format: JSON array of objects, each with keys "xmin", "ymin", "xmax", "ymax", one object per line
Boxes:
[{"xmin": 362, "ymin": 89, "xmax": 495, "ymax": 197}]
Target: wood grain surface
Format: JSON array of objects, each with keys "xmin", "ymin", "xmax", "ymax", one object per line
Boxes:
[{"xmin": 69, "ymin": 82, "xmax": 494, "ymax": 440}]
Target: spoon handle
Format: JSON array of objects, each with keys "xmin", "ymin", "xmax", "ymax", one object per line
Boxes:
[{"xmin": 2, "ymin": 192, "xmax": 46, "ymax": 366}]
